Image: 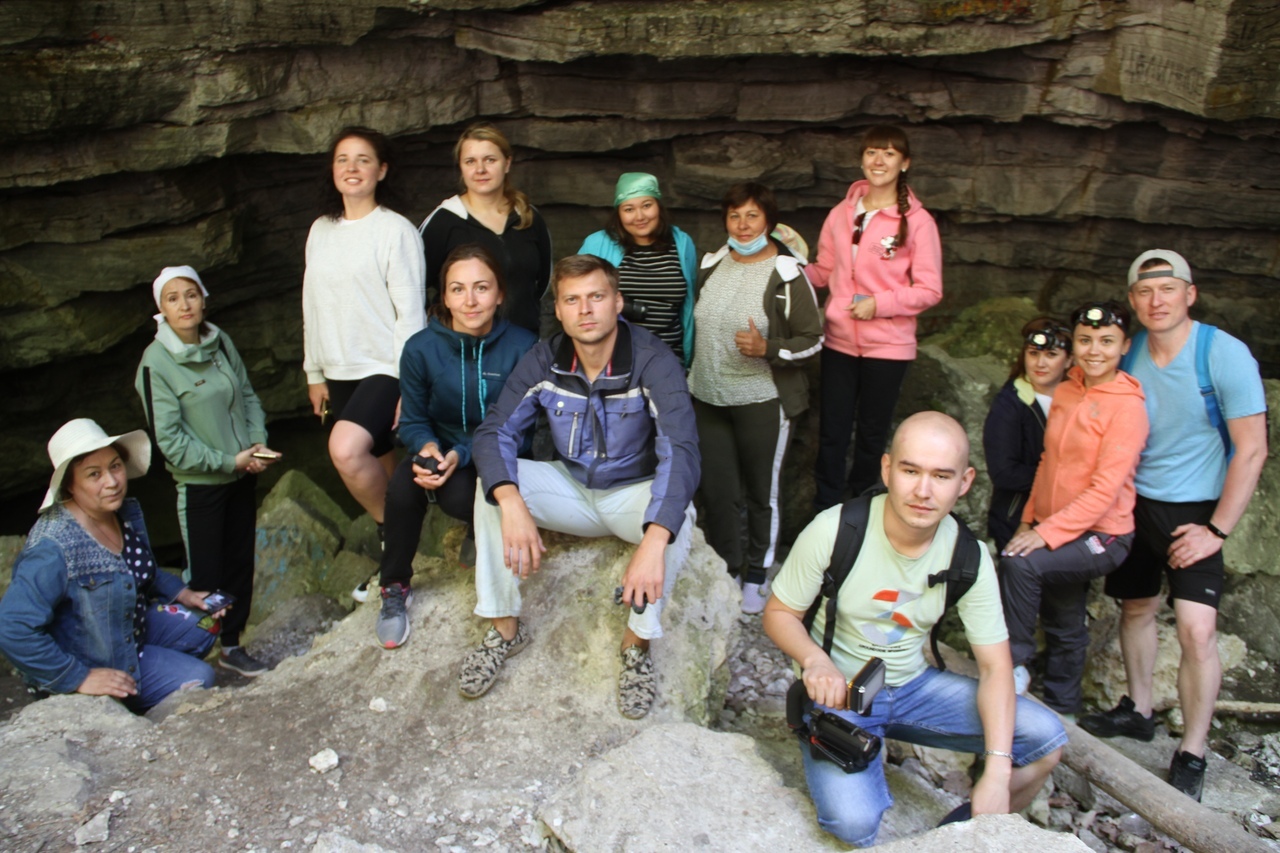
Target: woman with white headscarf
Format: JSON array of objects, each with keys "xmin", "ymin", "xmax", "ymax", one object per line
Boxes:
[{"xmin": 135, "ymin": 265, "xmax": 280, "ymax": 677}]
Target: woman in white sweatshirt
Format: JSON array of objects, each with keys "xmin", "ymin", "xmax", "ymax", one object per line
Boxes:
[{"xmin": 302, "ymin": 126, "xmax": 426, "ymax": 584}]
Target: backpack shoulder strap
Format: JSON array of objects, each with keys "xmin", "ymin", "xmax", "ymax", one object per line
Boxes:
[
  {"xmin": 142, "ymin": 366, "xmax": 156, "ymax": 433},
  {"xmin": 141, "ymin": 365, "xmax": 171, "ymax": 467},
  {"xmin": 926, "ymin": 514, "xmax": 983, "ymax": 672},
  {"xmin": 1119, "ymin": 329, "xmax": 1147, "ymax": 374},
  {"xmin": 803, "ymin": 493, "xmax": 876, "ymax": 655},
  {"xmin": 1195, "ymin": 324, "xmax": 1231, "ymax": 455}
]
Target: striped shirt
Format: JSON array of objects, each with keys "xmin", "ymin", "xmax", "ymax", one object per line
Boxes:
[{"xmin": 618, "ymin": 245, "xmax": 687, "ymax": 359}]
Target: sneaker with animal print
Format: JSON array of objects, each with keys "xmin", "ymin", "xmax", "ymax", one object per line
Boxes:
[
  {"xmin": 458, "ymin": 622, "xmax": 530, "ymax": 699},
  {"xmin": 618, "ymin": 645, "xmax": 656, "ymax": 719}
]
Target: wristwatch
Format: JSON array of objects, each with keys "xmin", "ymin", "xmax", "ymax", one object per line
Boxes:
[{"xmin": 1207, "ymin": 522, "xmax": 1229, "ymax": 540}]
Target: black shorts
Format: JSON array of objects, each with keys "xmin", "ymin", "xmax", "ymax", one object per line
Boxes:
[
  {"xmin": 1102, "ymin": 496, "xmax": 1223, "ymax": 609},
  {"xmin": 327, "ymin": 374, "xmax": 400, "ymax": 458}
]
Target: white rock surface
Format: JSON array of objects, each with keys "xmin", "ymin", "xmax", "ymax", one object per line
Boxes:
[
  {"xmin": 73, "ymin": 808, "xmax": 111, "ymax": 845},
  {"xmin": 877, "ymin": 813, "xmax": 1091, "ymax": 852},
  {"xmin": 540, "ymin": 722, "xmax": 841, "ymax": 851},
  {"xmin": 309, "ymin": 747, "xmax": 340, "ymax": 773},
  {"xmin": 311, "ymin": 832, "xmax": 400, "ymax": 853}
]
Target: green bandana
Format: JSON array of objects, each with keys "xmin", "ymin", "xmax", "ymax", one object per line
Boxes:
[{"xmin": 613, "ymin": 172, "xmax": 662, "ymax": 207}]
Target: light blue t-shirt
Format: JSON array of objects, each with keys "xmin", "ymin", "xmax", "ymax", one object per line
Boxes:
[{"xmin": 1127, "ymin": 322, "xmax": 1266, "ymax": 502}]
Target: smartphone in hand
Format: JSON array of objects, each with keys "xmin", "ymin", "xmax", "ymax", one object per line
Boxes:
[{"xmin": 201, "ymin": 591, "xmax": 236, "ymax": 613}]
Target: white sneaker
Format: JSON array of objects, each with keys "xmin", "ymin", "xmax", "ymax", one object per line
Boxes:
[
  {"xmin": 1013, "ymin": 664, "xmax": 1031, "ymax": 696},
  {"xmin": 351, "ymin": 574, "xmax": 375, "ymax": 604},
  {"xmin": 741, "ymin": 582, "xmax": 769, "ymax": 615}
]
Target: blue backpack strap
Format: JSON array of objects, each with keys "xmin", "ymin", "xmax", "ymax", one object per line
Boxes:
[
  {"xmin": 1119, "ymin": 329, "xmax": 1146, "ymax": 375},
  {"xmin": 1195, "ymin": 324, "xmax": 1231, "ymax": 457}
]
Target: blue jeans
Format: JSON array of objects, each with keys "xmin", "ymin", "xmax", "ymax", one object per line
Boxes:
[
  {"xmin": 799, "ymin": 667, "xmax": 1067, "ymax": 847},
  {"xmin": 127, "ymin": 603, "xmax": 218, "ymax": 712}
]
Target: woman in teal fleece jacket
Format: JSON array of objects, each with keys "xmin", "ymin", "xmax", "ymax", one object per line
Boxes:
[
  {"xmin": 135, "ymin": 265, "xmax": 280, "ymax": 676},
  {"xmin": 578, "ymin": 172, "xmax": 697, "ymax": 364},
  {"xmin": 372, "ymin": 244, "xmax": 536, "ymax": 649}
]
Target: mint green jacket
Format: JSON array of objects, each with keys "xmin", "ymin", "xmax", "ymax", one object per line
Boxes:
[{"xmin": 135, "ymin": 322, "xmax": 267, "ymax": 485}]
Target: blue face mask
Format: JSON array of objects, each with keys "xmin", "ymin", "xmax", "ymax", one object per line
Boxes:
[{"xmin": 728, "ymin": 233, "xmax": 769, "ymax": 255}]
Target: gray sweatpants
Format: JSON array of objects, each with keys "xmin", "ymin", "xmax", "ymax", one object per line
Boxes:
[{"xmin": 998, "ymin": 530, "xmax": 1133, "ymax": 713}]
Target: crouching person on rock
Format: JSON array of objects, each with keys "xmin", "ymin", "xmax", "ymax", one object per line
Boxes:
[
  {"xmin": 763, "ymin": 412, "xmax": 1065, "ymax": 847},
  {"xmin": 372, "ymin": 244, "xmax": 536, "ymax": 650},
  {"xmin": 0, "ymin": 420, "xmax": 224, "ymax": 713},
  {"xmin": 460, "ymin": 254, "xmax": 700, "ymax": 719}
]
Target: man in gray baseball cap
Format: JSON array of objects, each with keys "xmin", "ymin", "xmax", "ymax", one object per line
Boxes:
[{"xmin": 1080, "ymin": 250, "xmax": 1268, "ymax": 802}]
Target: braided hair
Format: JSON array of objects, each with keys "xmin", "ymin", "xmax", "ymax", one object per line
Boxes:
[{"xmin": 859, "ymin": 125, "xmax": 913, "ymax": 252}]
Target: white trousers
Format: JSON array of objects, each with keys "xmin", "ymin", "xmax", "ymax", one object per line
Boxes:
[{"xmin": 473, "ymin": 460, "xmax": 695, "ymax": 640}]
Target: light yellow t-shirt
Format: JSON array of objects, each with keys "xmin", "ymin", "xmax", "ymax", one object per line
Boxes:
[{"xmin": 772, "ymin": 497, "xmax": 1007, "ymax": 686}]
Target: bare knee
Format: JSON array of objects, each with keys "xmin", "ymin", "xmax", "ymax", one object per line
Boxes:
[
  {"xmin": 329, "ymin": 424, "xmax": 373, "ymax": 471},
  {"xmin": 1119, "ymin": 597, "xmax": 1159, "ymax": 626},
  {"xmin": 1174, "ymin": 602, "xmax": 1218, "ymax": 663},
  {"xmin": 1035, "ymin": 747, "xmax": 1062, "ymax": 775},
  {"xmin": 1177, "ymin": 622, "xmax": 1217, "ymax": 663}
]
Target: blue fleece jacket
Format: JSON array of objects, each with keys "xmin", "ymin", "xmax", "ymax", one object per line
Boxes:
[{"xmin": 398, "ymin": 318, "xmax": 537, "ymax": 468}]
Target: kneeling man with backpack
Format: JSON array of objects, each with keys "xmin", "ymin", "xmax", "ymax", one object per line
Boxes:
[{"xmin": 764, "ymin": 411, "xmax": 1066, "ymax": 847}]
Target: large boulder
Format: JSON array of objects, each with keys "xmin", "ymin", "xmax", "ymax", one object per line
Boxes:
[
  {"xmin": 0, "ymin": 519, "xmax": 741, "ymax": 850},
  {"xmin": 1220, "ymin": 573, "xmax": 1280, "ymax": 661},
  {"xmin": 1222, "ymin": 378, "xmax": 1280, "ymax": 578},
  {"xmin": 251, "ymin": 470, "xmax": 353, "ymax": 621},
  {"xmin": 0, "ymin": 694, "xmax": 149, "ymax": 818},
  {"xmin": 0, "ymin": 534, "xmax": 23, "ymax": 600},
  {"xmin": 540, "ymin": 722, "xmax": 839, "ymax": 851},
  {"xmin": 877, "ymin": 813, "xmax": 1091, "ymax": 852}
]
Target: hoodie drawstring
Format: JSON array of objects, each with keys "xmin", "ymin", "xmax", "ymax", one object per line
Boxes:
[{"xmin": 459, "ymin": 338, "xmax": 488, "ymax": 434}]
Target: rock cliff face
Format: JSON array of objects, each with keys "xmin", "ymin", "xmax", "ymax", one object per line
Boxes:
[{"xmin": 2, "ymin": 0, "xmax": 1278, "ymax": 502}]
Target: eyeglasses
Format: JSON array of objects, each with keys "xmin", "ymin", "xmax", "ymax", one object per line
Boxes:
[
  {"xmin": 1071, "ymin": 303, "xmax": 1128, "ymax": 332},
  {"xmin": 1025, "ymin": 326, "xmax": 1071, "ymax": 351},
  {"xmin": 851, "ymin": 212, "xmax": 867, "ymax": 246}
]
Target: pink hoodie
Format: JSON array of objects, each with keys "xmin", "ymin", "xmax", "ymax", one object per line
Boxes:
[
  {"xmin": 808, "ymin": 180, "xmax": 943, "ymax": 360},
  {"xmin": 1021, "ymin": 366, "xmax": 1149, "ymax": 549}
]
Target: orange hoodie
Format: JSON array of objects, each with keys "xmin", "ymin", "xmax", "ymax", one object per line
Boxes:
[{"xmin": 1021, "ymin": 366, "xmax": 1148, "ymax": 549}]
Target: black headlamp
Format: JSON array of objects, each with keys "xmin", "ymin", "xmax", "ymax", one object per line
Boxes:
[
  {"xmin": 1025, "ymin": 326, "xmax": 1071, "ymax": 351},
  {"xmin": 1071, "ymin": 303, "xmax": 1128, "ymax": 333}
]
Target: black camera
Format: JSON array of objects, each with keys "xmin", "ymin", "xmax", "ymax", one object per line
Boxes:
[
  {"xmin": 785, "ymin": 679, "xmax": 881, "ymax": 774},
  {"xmin": 621, "ymin": 296, "xmax": 655, "ymax": 324},
  {"xmin": 412, "ymin": 454, "xmax": 441, "ymax": 475},
  {"xmin": 613, "ymin": 586, "xmax": 648, "ymax": 614}
]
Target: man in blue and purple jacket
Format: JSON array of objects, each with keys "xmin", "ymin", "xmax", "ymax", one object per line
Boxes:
[{"xmin": 460, "ymin": 254, "xmax": 700, "ymax": 719}]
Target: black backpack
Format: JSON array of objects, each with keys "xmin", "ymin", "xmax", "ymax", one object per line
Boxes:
[{"xmin": 802, "ymin": 490, "xmax": 983, "ymax": 670}]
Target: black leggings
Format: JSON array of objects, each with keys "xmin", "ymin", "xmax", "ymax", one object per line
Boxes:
[
  {"xmin": 813, "ymin": 350, "xmax": 910, "ymax": 511},
  {"xmin": 378, "ymin": 455, "xmax": 476, "ymax": 586},
  {"xmin": 694, "ymin": 398, "xmax": 788, "ymax": 584},
  {"xmin": 181, "ymin": 475, "xmax": 257, "ymax": 647}
]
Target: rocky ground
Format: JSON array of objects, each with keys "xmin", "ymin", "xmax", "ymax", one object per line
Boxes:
[
  {"xmin": 2, "ymin": 582, "xmax": 1278, "ymax": 852},
  {"xmin": 718, "ymin": 610, "xmax": 1280, "ymax": 852}
]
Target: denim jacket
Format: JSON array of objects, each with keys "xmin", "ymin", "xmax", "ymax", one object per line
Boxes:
[{"xmin": 0, "ymin": 499, "xmax": 186, "ymax": 694}]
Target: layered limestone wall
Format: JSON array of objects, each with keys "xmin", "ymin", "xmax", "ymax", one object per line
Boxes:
[{"xmin": 2, "ymin": 0, "xmax": 1278, "ymax": 501}]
